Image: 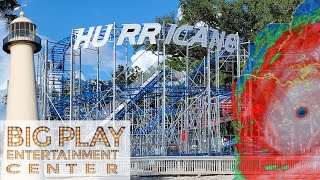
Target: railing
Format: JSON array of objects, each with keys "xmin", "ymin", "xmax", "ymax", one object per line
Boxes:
[
  {"xmin": 3, "ymin": 33, "xmax": 41, "ymax": 53},
  {"xmin": 107, "ymin": 61, "xmax": 161, "ymax": 119},
  {"xmin": 3, "ymin": 33, "xmax": 41, "ymax": 44},
  {"xmin": 0, "ymin": 156, "xmax": 235, "ymax": 177},
  {"xmin": 130, "ymin": 156, "xmax": 235, "ymax": 176},
  {"xmin": 129, "ymin": 61, "xmax": 160, "ymax": 88}
]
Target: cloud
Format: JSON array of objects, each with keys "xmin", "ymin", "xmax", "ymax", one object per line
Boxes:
[
  {"xmin": 195, "ymin": 21, "xmax": 206, "ymax": 27},
  {"xmin": 177, "ymin": 6, "xmax": 183, "ymax": 21},
  {"xmin": 0, "ymin": 89, "xmax": 6, "ymax": 120},
  {"xmin": 81, "ymin": 44, "xmax": 117, "ymax": 68},
  {"xmin": 76, "ymin": 44, "xmax": 127, "ymax": 80},
  {"xmin": 80, "ymin": 43, "xmax": 127, "ymax": 67},
  {"xmin": 0, "ymin": 21, "xmax": 10, "ymax": 91},
  {"xmin": 0, "ymin": 21, "xmax": 9, "ymax": 120},
  {"xmin": 176, "ymin": 6, "xmax": 208, "ymax": 27},
  {"xmin": 131, "ymin": 50, "xmax": 163, "ymax": 72}
]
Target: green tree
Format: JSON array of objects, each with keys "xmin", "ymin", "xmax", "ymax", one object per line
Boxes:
[
  {"xmin": 134, "ymin": 13, "xmax": 208, "ymax": 74},
  {"xmin": 180, "ymin": 0, "xmax": 303, "ymax": 41},
  {"xmin": 162, "ymin": 0, "xmax": 303, "ymax": 87},
  {"xmin": 107, "ymin": 65, "xmax": 142, "ymax": 85},
  {"xmin": 0, "ymin": 0, "xmax": 20, "ymax": 26},
  {"xmin": 133, "ymin": 13, "xmax": 176, "ymax": 53}
]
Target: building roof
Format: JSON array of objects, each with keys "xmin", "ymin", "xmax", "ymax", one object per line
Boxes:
[{"xmin": 10, "ymin": 12, "xmax": 33, "ymax": 24}]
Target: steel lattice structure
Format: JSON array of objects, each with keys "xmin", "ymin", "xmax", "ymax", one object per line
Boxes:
[{"xmin": 35, "ymin": 25, "xmax": 249, "ymax": 157}]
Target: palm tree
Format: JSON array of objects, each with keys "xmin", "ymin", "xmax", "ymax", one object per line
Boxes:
[{"xmin": 0, "ymin": 0, "xmax": 20, "ymax": 27}]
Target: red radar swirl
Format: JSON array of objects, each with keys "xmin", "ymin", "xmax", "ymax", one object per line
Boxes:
[{"xmin": 235, "ymin": 22, "xmax": 320, "ymax": 179}]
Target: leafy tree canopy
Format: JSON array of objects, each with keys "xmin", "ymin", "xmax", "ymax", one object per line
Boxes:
[
  {"xmin": 179, "ymin": 0, "xmax": 303, "ymax": 41},
  {"xmin": 0, "ymin": 0, "xmax": 20, "ymax": 26}
]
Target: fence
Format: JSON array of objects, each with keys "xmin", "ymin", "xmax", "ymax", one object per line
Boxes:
[
  {"xmin": 0, "ymin": 156, "xmax": 236, "ymax": 178},
  {"xmin": 130, "ymin": 156, "xmax": 235, "ymax": 176}
]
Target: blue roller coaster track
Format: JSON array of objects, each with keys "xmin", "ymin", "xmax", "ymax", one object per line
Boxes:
[{"xmin": 48, "ymin": 26, "xmax": 234, "ymax": 136}]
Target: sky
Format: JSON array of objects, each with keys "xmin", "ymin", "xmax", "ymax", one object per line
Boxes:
[
  {"xmin": 0, "ymin": 0, "xmax": 180, "ymax": 89},
  {"xmin": 24, "ymin": 0, "xmax": 180, "ymax": 40},
  {"xmin": 0, "ymin": 0, "xmax": 180, "ymax": 119}
]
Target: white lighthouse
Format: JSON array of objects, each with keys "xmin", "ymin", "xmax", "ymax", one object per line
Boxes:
[
  {"xmin": 2, "ymin": 11, "xmax": 41, "ymax": 120},
  {"xmin": 1, "ymin": 12, "xmax": 42, "ymax": 180}
]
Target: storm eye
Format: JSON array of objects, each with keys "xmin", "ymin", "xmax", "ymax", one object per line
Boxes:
[{"xmin": 297, "ymin": 107, "xmax": 308, "ymax": 118}]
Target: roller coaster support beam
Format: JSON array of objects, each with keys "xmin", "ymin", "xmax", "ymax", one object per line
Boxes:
[{"xmin": 207, "ymin": 26, "xmax": 212, "ymax": 156}]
